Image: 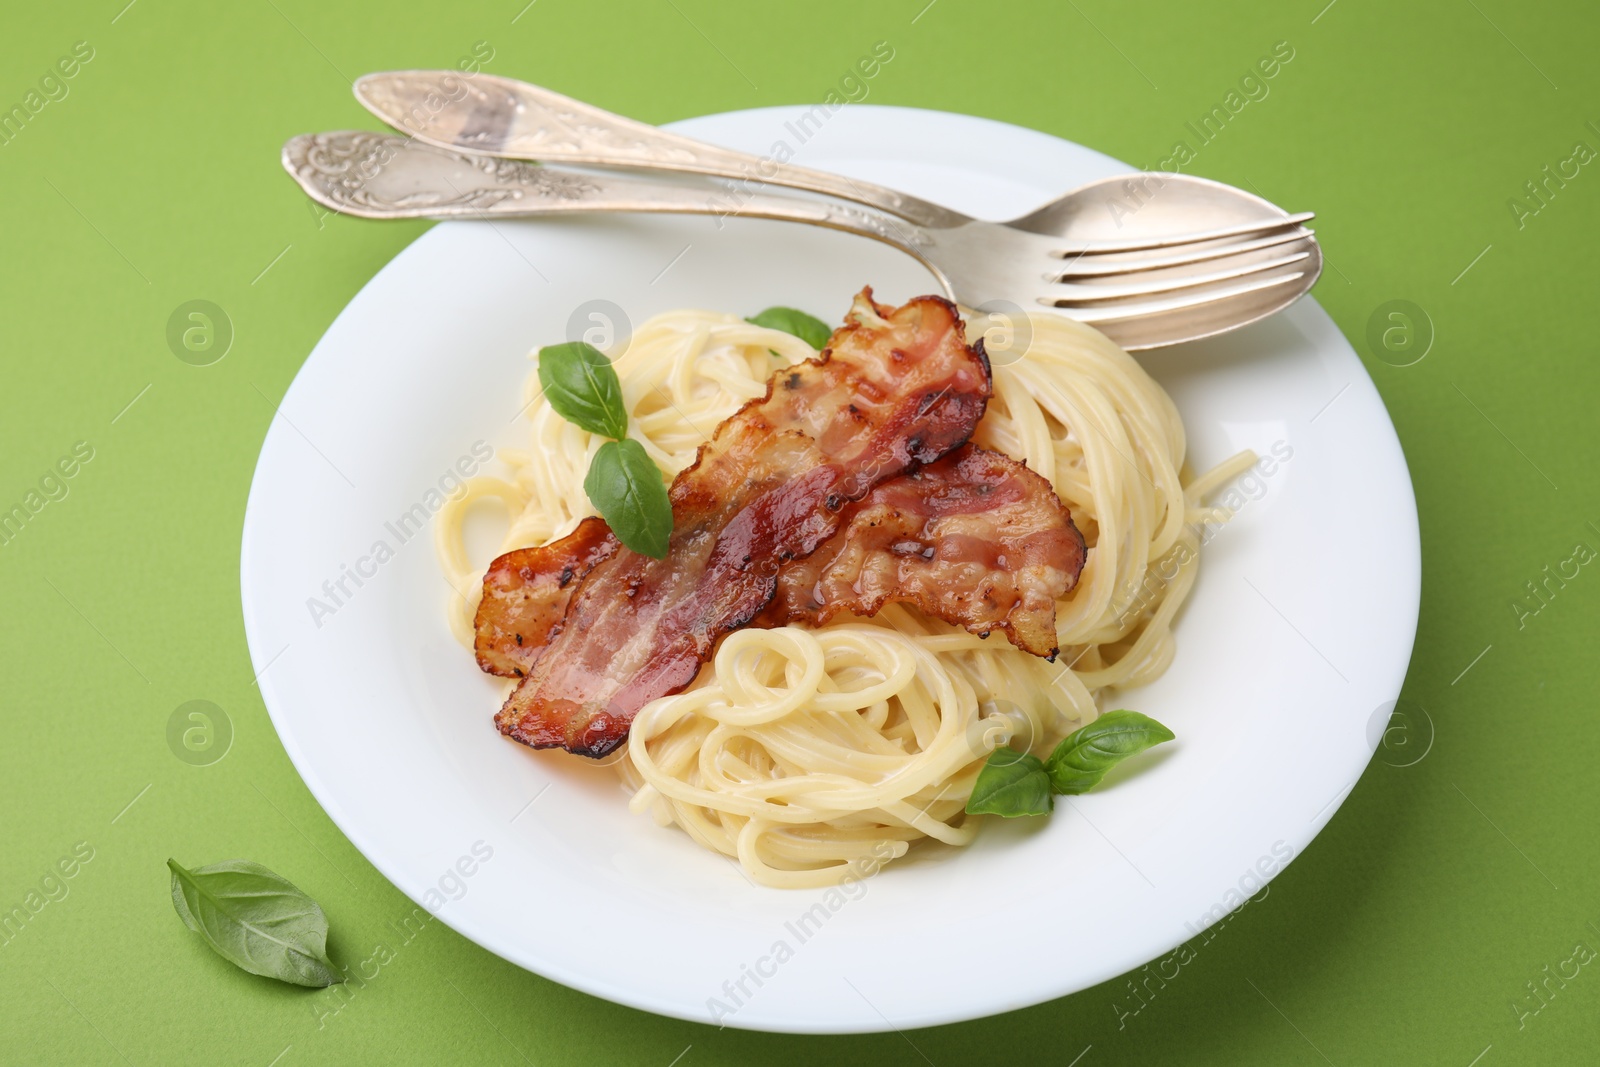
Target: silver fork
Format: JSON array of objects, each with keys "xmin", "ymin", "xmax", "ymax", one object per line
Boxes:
[
  {"xmin": 347, "ymin": 72, "xmax": 1321, "ymax": 350},
  {"xmin": 283, "ymin": 130, "xmax": 1319, "ymax": 350}
]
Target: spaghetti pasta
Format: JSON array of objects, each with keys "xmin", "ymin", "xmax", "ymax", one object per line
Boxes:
[{"xmin": 435, "ymin": 304, "xmax": 1252, "ymax": 887}]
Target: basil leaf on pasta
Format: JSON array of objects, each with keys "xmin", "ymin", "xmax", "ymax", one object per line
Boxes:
[
  {"xmin": 965, "ymin": 748, "xmax": 1052, "ymax": 817},
  {"xmin": 745, "ymin": 307, "xmax": 832, "ymax": 350},
  {"xmin": 1044, "ymin": 710, "xmax": 1174, "ymax": 795},
  {"xmin": 168, "ymin": 858, "xmax": 342, "ymax": 987},
  {"xmin": 538, "ymin": 341, "xmax": 629, "ymax": 440},
  {"xmin": 585, "ymin": 438, "xmax": 672, "ymax": 559}
]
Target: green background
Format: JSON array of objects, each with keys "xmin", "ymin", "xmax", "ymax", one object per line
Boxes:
[{"xmin": 2, "ymin": 0, "xmax": 1596, "ymax": 1063}]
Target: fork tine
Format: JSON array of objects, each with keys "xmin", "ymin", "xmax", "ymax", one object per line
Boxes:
[
  {"xmin": 1052, "ymin": 212, "xmax": 1316, "ymax": 257},
  {"xmin": 1045, "ymin": 271, "xmax": 1308, "ymax": 323},
  {"xmin": 1050, "ymin": 250, "xmax": 1312, "ymax": 305},
  {"xmin": 1054, "ymin": 229, "xmax": 1314, "ymax": 279}
]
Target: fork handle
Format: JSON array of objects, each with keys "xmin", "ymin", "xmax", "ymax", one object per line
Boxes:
[
  {"xmin": 353, "ymin": 71, "xmax": 970, "ymax": 231},
  {"xmin": 282, "ymin": 131, "xmax": 952, "ymax": 293}
]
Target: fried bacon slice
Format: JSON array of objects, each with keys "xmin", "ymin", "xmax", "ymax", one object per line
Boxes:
[
  {"xmin": 763, "ymin": 444, "xmax": 1085, "ymax": 657},
  {"xmin": 495, "ymin": 290, "xmax": 991, "ymax": 757},
  {"xmin": 476, "ymin": 444, "xmax": 1085, "ymax": 676},
  {"xmin": 474, "ymin": 516, "xmax": 616, "ymax": 677}
]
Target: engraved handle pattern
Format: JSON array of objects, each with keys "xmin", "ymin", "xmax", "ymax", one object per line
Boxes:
[
  {"xmin": 280, "ymin": 131, "xmax": 941, "ymax": 268},
  {"xmin": 283, "ymin": 131, "xmax": 605, "ymax": 215},
  {"xmin": 355, "ymin": 72, "xmax": 968, "ymax": 230}
]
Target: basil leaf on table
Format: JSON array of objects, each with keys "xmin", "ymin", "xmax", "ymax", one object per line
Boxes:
[
  {"xmin": 168, "ymin": 858, "xmax": 342, "ymax": 987},
  {"xmin": 537, "ymin": 341, "xmax": 629, "ymax": 440},
  {"xmin": 745, "ymin": 307, "xmax": 832, "ymax": 350},
  {"xmin": 965, "ymin": 748, "xmax": 1053, "ymax": 817},
  {"xmin": 1044, "ymin": 710, "xmax": 1175, "ymax": 795},
  {"xmin": 585, "ymin": 438, "xmax": 673, "ymax": 560}
]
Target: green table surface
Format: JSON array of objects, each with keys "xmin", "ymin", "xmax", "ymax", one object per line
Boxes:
[{"xmin": 4, "ymin": 0, "xmax": 1598, "ymax": 1063}]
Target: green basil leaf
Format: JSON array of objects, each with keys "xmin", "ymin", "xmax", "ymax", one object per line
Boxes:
[
  {"xmin": 1045, "ymin": 710, "xmax": 1175, "ymax": 795},
  {"xmin": 965, "ymin": 748, "xmax": 1053, "ymax": 817},
  {"xmin": 538, "ymin": 341, "xmax": 629, "ymax": 440},
  {"xmin": 168, "ymin": 858, "xmax": 342, "ymax": 987},
  {"xmin": 585, "ymin": 438, "xmax": 672, "ymax": 559},
  {"xmin": 745, "ymin": 307, "xmax": 832, "ymax": 350}
]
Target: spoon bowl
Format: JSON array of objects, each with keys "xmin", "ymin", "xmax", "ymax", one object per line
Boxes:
[{"xmin": 1018, "ymin": 172, "xmax": 1323, "ymax": 349}]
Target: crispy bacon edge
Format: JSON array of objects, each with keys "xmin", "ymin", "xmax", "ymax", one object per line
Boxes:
[
  {"xmin": 473, "ymin": 516, "xmax": 616, "ymax": 678},
  {"xmin": 494, "ymin": 290, "xmax": 991, "ymax": 757},
  {"xmin": 763, "ymin": 443, "xmax": 1086, "ymax": 658}
]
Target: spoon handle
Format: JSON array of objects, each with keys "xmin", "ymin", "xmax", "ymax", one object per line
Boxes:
[
  {"xmin": 281, "ymin": 131, "xmax": 950, "ymax": 290},
  {"xmin": 353, "ymin": 71, "xmax": 969, "ymax": 231}
]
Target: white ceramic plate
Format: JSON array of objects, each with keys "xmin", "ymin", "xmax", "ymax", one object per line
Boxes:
[{"xmin": 241, "ymin": 106, "xmax": 1419, "ymax": 1033}]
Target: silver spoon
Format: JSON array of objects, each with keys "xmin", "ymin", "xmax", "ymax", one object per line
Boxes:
[
  {"xmin": 351, "ymin": 71, "xmax": 1321, "ymax": 350},
  {"xmin": 355, "ymin": 71, "xmax": 1310, "ymax": 241},
  {"xmin": 284, "ymin": 128, "xmax": 1317, "ymax": 351}
]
